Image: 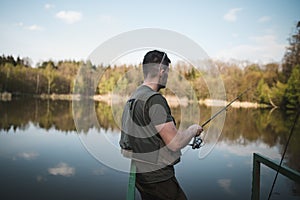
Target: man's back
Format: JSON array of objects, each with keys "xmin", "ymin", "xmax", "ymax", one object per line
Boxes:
[{"xmin": 120, "ymin": 85, "xmax": 180, "ymax": 183}]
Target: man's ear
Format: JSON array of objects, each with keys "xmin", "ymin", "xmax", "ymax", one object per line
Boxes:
[
  {"xmin": 159, "ymin": 68, "xmax": 165, "ymax": 76},
  {"xmin": 160, "ymin": 65, "xmax": 166, "ymax": 73}
]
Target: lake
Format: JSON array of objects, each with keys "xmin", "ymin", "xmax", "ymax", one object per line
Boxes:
[{"xmin": 0, "ymin": 98, "xmax": 299, "ymax": 200}]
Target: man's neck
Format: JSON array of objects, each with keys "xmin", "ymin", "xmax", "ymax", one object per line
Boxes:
[{"xmin": 142, "ymin": 81, "xmax": 160, "ymax": 92}]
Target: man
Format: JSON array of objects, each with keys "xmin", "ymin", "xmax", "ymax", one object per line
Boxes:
[{"xmin": 120, "ymin": 50, "xmax": 203, "ymax": 200}]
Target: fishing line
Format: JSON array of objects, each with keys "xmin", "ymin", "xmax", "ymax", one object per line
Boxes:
[{"xmin": 267, "ymin": 109, "xmax": 300, "ymax": 200}]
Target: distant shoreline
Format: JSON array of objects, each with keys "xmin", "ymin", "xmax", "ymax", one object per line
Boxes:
[
  {"xmin": 94, "ymin": 94, "xmax": 270, "ymax": 108},
  {"xmin": 0, "ymin": 92, "xmax": 269, "ymax": 108}
]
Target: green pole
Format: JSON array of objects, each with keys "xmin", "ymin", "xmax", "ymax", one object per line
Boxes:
[
  {"xmin": 252, "ymin": 153, "xmax": 260, "ymax": 200},
  {"xmin": 127, "ymin": 161, "xmax": 136, "ymax": 200}
]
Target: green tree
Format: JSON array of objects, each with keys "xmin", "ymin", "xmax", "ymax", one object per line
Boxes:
[
  {"xmin": 256, "ymin": 79, "xmax": 270, "ymax": 104},
  {"xmin": 282, "ymin": 21, "xmax": 300, "ymax": 82},
  {"xmin": 284, "ymin": 65, "xmax": 300, "ymax": 109},
  {"xmin": 263, "ymin": 63, "xmax": 279, "ymax": 87},
  {"xmin": 44, "ymin": 62, "xmax": 56, "ymax": 94},
  {"xmin": 242, "ymin": 64, "xmax": 262, "ymax": 101},
  {"xmin": 269, "ymin": 81, "xmax": 287, "ymax": 107}
]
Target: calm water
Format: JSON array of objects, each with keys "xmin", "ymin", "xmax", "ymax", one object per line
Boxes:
[{"xmin": 0, "ymin": 98, "xmax": 299, "ymax": 200}]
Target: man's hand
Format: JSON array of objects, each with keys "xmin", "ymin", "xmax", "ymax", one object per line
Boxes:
[
  {"xmin": 156, "ymin": 122, "xmax": 204, "ymax": 151},
  {"xmin": 188, "ymin": 124, "xmax": 203, "ymax": 137}
]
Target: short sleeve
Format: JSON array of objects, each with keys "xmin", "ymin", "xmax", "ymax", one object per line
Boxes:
[{"xmin": 146, "ymin": 94, "xmax": 174, "ymax": 126}]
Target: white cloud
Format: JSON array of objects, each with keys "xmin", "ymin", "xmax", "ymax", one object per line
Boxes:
[
  {"xmin": 216, "ymin": 141, "xmax": 282, "ymax": 160},
  {"xmin": 25, "ymin": 24, "xmax": 43, "ymax": 31},
  {"xmin": 56, "ymin": 11, "xmax": 82, "ymax": 24},
  {"xmin": 215, "ymin": 34, "xmax": 285, "ymax": 63},
  {"xmin": 48, "ymin": 162, "xmax": 75, "ymax": 177},
  {"xmin": 44, "ymin": 3, "xmax": 55, "ymax": 10},
  {"xmin": 16, "ymin": 22, "xmax": 43, "ymax": 31},
  {"xmin": 223, "ymin": 8, "xmax": 243, "ymax": 22},
  {"xmin": 258, "ymin": 16, "xmax": 271, "ymax": 23},
  {"xmin": 249, "ymin": 34, "xmax": 276, "ymax": 44},
  {"xmin": 218, "ymin": 179, "xmax": 234, "ymax": 194},
  {"xmin": 17, "ymin": 152, "xmax": 39, "ymax": 160},
  {"xmin": 36, "ymin": 175, "xmax": 47, "ymax": 182}
]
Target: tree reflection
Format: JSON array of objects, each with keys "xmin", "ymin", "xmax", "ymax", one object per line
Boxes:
[{"xmin": 0, "ymin": 99, "xmax": 299, "ymax": 173}]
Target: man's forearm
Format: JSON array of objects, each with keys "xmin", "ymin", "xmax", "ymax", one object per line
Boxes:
[{"xmin": 166, "ymin": 126, "xmax": 199, "ymax": 151}]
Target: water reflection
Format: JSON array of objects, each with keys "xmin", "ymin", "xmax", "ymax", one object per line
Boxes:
[
  {"xmin": 48, "ymin": 162, "xmax": 76, "ymax": 177},
  {"xmin": 0, "ymin": 98, "xmax": 299, "ymax": 199},
  {"xmin": 1, "ymin": 98, "xmax": 299, "ymax": 169},
  {"xmin": 15, "ymin": 152, "xmax": 39, "ymax": 160}
]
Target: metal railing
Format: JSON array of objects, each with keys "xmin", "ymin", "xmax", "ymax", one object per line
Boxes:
[{"xmin": 251, "ymin": 153, "xmax": 300, "ymax": 200}]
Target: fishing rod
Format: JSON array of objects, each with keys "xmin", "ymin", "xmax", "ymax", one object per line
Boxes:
[
  {"xmin": 267, "ymin": 108, "xmax": 300, "ymax": 200},
  {"xmin": 190, "ymin": 87, "xmax": 251, "ymax": 149}
]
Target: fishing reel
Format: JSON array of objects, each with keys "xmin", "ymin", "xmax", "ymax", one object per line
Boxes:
[{"xmin": 191, "ymin": 136, "xmax": 203, "ymax": 149}]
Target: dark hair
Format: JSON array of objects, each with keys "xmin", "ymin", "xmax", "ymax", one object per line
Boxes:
[{"xmin": 142, "ymin": 50, "xmax": 171, "ymax": 78}]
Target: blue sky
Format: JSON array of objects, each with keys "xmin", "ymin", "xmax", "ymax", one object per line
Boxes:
[{"xmin": 0, "ymin": 0, "xmax": 299, "ymax": 65}]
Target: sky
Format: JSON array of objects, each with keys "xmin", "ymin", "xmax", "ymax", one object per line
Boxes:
[{"xmin": 0, "ymin": 0, "xmax": 300, "ymax": 66}]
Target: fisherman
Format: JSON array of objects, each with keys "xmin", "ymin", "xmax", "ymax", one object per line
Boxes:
[{"xmin": 120, "ymin": 50, "xmax": 203, "ymax": 200}]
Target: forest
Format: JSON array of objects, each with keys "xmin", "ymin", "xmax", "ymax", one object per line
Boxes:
[{"xmin": 0, "ymin": 22, "xmax": 299, "ymax": 109}]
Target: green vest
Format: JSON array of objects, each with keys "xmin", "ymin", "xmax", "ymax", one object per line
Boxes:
[{"xmin": 119, "ymin": 85, "xmax": 181, "ymax": 166}]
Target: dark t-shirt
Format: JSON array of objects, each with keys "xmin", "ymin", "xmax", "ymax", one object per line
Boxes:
[{"xmin": 132, "ymin": 90, "xmax": 174, "ymax": 127}]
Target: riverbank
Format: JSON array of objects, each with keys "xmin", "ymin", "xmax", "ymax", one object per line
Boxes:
[
  {"xmin": 93, "ymin": 94, "xmax": 268, "ymax": 108},
  {"xmin": 0, "ymin": 92, "xmax": 269, "ymax": 108}
]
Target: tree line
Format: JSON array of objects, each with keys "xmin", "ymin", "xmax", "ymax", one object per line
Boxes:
[{"xmin": 0, "ymin": 22, "xmax": 299, "ymax": 109}]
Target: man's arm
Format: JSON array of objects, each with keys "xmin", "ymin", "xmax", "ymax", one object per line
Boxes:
[
  {"xmin": 155, "ymin": 122, "xmax": 203, "ymax": 152},
  {"xmin": 147, "ymin": 95, "xmax": 203, "ymax": 152}
]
